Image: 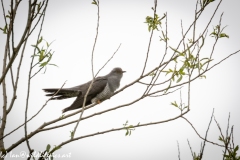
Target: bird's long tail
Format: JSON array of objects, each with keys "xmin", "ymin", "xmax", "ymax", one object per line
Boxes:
[
  {"xmin": 43, "ymin": 88, "xmax": 81, "ymax": 100},
  {"xmin": 62, "ymin": 106, "xmax": 72, "ymax": 113}
]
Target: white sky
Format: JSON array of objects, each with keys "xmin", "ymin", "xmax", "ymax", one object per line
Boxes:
[{"xmin": 1, "ymin": 0, "xmax": 240, "ymax": 159}]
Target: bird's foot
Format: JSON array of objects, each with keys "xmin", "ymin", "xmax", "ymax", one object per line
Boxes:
[{"xmin": 97, "ymin": 100, "xmax": 101, "ymax": 104}]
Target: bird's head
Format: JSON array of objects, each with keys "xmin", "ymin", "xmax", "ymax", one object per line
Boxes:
[
  {"xmin": 110, "ymin": 67, "xmax": 126, "ymax": 78},
  {"xmin": 111, "ymin": 67, "xmax": 126, "ymax": 74}
]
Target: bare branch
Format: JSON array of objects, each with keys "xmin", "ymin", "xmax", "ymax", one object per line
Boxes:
[
  {"xmin": 177, "ymin": 141, "xmax": 181, "ymax": 160},
  {"xmin": 182, "ymin": 116, "xmax": 224, "ymax": 148},
  {"xmin": 199, "ymin": 108, "xmax": 215, "ymax": 159},
  {"xmin": 209, "ymin": 50, "xmax": 240, "ymax": 71},
  {"xmin": 187, "ymin": 139, "xmax": 194, "ymax": 159},
  {"xmin": 95, "ymin": 43, "xmax": 121, "ymax": 76}
]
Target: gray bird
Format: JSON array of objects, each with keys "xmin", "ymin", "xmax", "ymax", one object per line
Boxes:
[{"xmin": 43, "ymin": 67, "xmax": 125, "ymax": 113}]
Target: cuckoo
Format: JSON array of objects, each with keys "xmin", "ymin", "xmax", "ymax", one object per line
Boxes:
[{"xmin": 43, "ymin": 67, "xmax": 125, "ymax": 113}]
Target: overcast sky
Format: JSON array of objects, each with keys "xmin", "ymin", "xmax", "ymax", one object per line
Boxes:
[{"xmin": 1, "ymin": 0, "xmax": 240, "ymax": 159}]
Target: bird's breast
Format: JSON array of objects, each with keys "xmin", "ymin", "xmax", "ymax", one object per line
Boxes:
[{"xmin": 91, "ymin": 83, "xmax": 114, "ymax": 103}]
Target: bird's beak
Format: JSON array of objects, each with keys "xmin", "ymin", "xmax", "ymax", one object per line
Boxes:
[{"xmin": 122, "ymin": 71, "xmax": 126, "ymax": 73}]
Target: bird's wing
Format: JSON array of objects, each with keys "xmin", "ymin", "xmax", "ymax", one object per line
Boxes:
[
  {"xmin": 62, "ymin": 77, "xmax": 108, "ymax": 113},
  {"xmin": 87, "ymin": 77, "xmax": 108, "ymax": 97}
]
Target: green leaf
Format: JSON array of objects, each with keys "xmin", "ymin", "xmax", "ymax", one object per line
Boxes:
[
  {"xmin": 199, "ymin": 75, "xmax": 206, "ymax": 79},
  {"xmin": 70, "ymin": 131, "xmax": 74, "ymax": 139},
  {"xmin": 39, "ymin": 50, "xmax": 45, "ymax": 62},
  {"xmin": 171, "ymin": 75, "xmax": 175, "ymax": 81},
  {"xmin": 200, "ymin": 58, "xmax": 210, "ymax": 62},
  {"xmin": 125, "ymin": 130, "xmax": 129, "ymax": 136},
  {"xmin": 171, "ymin": 101, "xmax": 178, "ymax": 107},
  {"xmin": 210, "ymin": 32, "xmax": 217, "ymax": 37},
  {"xmin": 218, "ymin": 136, "xmax": 223, "ymax": 142},
  {"xmin": 123, "ymin": 120, "xmax": 128, "ymax": 127},
  {"xmin": 46, "ymin": 144, "xmax": 51, "ymax": 152},
  {"xmin": 0, "ymin": 24, "xmax": 8, "ymax": 34},
  {"xmin": 179, "ymin": 67, "xmax": 185, "ymax": 75},
  {"xmin": 37, "ymin": 36, "xmax": 43, "ymax": 44},
  {"xmin": 48, "ymin": 63, "xmax": 58, "ymax": 67},
  {"xmin": 59, "ymin": 114, "xmax": 65, "ymax": 119},
  {"xmin": 169, "ymin": 46, "xmax": 182, "ymax": 54},
  {"xmin": 183, "ymin": 106, "xmax": 188, "ymax": 110},
  {"xmin": 91, "ymin": 0, "xmax": 97, "ymax": 5},
  {"xmin": 129, "ymin": 125, "xmax": 134, "ymax": 128},
  {"xmin": 40, "ymin": 62, "xmax": 48, "ymax": 67},
  {"xmin": 188, "ymin": 39, "xmax": 193, "ymax": 43},
  {"xmin": 179, "ymin": 52, "xmax": 185, "ymax": 56},
  {"xmin": 6, "ymin": 15, "xmax": 10, "ymax": 19},
  {"xmin": 31, "ymin": 45, "xmax": 41, "ymax": 53},
  {"xmin": 149, "ymin": 71, "xmax": 156, "ymax": 76},
  {"xmin": 200, "ymin": 35, "xmax": 205, "ymax": 48},
  {"xmin": 234, "ymin": 145, "xmax": 239, "ymax": 152},
  {"xmin": 219, "ymin": 33, "xmax": 229, "ymax": 38},
  {"xmin": 176, "ymin": 75, "xmax": 182, "ymax": 83}
]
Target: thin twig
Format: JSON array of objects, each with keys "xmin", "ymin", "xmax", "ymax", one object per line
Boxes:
[
  {"xmin": 181, "ymin": 20, "xmax": 186, "ymax": 51},
  {"xmin": 182, "ymin": 116, "xmax": 225, "ymax": 148},
  {"xmin": 177, "ymin": 141, "xmax": 181, "ymax": 160},
  {"xmin": 187, "ymin": 139, "xmax": 194, "ymax": 159},
  {"xmin": 193, "ymin": 0, "xmax": 199, "ymax": 42},
  {"xmin": 72, "ymin": 0, "xmax": 100, "ymax": 139},
  {"xmin": 199, "ymin": 108, "xmax": 215, "ymax": 159},
  {"xmin": 141, "ymin": 0, "xmax": 157, "ymax": 76},
  {"xmin": 206, "ymin": 12, "xmax": 224, "ymax": 70},
  {"xmin": 159, "ymin": 12, "xmax": 168, "ymax": 66},
  {"xmin": 95, "ymin": 43, "xmax": 121, "ymax": 77}
]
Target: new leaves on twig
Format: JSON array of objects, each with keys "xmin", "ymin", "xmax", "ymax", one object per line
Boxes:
[
  {"xmin": 39, "ymin": 144, "xmax": 62, "ymax": 160},
  {"xmin": 145, "ymin": 13, "xmax": 166, "ymax": 32},
  {"xmin": 171, "ymin": 101, "xmax": 188, "ymax": 112},
  {"xmin": 210, "ymin": 25, "xmax": 229, "ymax": 39},
  {"xmin": 123, "ymin": 121, "xmax": 138, "ymax": 136},
  {"xmin": 31, "ymin": 36, "xmax": 57, "ymax": 77},
  {"xmin": 0, "ymin": 24, "xmax": 8, "ymax": 34}
]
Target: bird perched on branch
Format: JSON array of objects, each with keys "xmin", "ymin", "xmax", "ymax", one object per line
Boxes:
[{"xmin": 43, "ymin": 67, "xmax": 126, "ymax": 113}]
